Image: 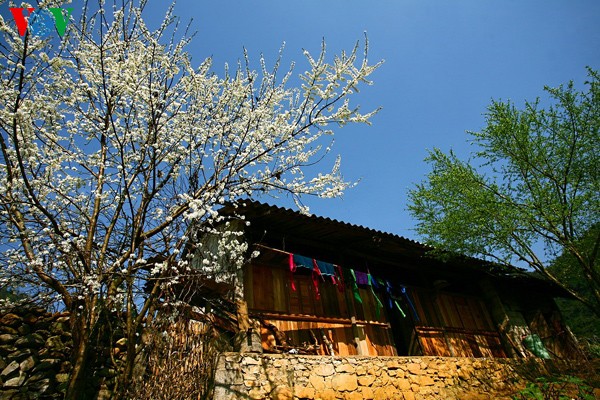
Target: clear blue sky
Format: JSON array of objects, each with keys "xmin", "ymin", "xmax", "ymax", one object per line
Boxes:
[
  {"xmin": 145, "ymin": 0, "xmax": 599, "ymax": 239},
  {"xmin": 4, "ymin": 1, "xmax": 598, "ymax": 239}
]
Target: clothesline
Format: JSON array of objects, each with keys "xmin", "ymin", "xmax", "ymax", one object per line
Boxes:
[{"xmin": 252, "ymin": 243, "xmax": 419, "ymax": 321}]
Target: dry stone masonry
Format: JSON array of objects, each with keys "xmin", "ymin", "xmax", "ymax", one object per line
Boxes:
[
  {"xmin": 213, "ymin": 353, "xmax": 554, "ymax": 400},
  {"xmin": 0, "ymin": 309, "xmax": 72, "ymax": 400}
]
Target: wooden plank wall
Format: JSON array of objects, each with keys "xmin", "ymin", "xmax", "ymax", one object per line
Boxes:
[
  {"xmin": 244, "ymin": 262, "xmax": 507, "ymax": 358},
  {"xmin": 245, "ymin": 262, "xmax": 396, "ymax": 356},
  {"xmin": 259, "ymin": 317, "xmax": 397, "ymax": 356},
  {"xmin": 411, "ymin": 288, "xmax": 506, "ymax": 358},
  {"xmin": 527, "ymin": 311, "xmax": 582, "ymax": 360}
]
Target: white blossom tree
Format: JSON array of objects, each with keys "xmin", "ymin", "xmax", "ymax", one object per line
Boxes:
[{"xmin": 0, "ymin": 0, "xmax": 381, "ymax": 397}]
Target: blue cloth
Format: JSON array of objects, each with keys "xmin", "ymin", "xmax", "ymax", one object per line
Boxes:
[
  {"xmin": 292, "ymin": 254, "xmax": 313, "ymax": 271},
  {"xmin": 315, "ymin": 260, "xmax": 336, "ymax": 276},
  {"xmin": 401, "ymin": 286, "xmax": 419, "ymax": 321}
]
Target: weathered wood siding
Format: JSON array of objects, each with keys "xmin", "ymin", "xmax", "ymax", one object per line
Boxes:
[
  {"xmin": 410, "ymin": 288, "xmax": 506, "ymax": 357},
  {"xmin": 244, "ymin": 262, "xmax": 397, "ymax": 356}
]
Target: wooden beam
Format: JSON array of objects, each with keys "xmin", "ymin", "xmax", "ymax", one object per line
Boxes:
[{"xmin": 250, "ymin": 311, "xmax": 390, "ymax": 327}]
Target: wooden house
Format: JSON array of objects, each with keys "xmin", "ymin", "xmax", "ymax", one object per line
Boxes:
[{"xmin": 196, "ymin": 201, "xmax": 580, "ymax": 359}]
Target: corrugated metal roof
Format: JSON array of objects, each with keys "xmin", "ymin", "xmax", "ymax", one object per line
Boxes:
[{"xmin": 219, "ymin": 200, "xmax": 572, "ymax": 298}]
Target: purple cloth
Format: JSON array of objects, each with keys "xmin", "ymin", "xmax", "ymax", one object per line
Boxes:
[{"xmin": 354, "ymin": 270, "xmax": 369, "ymax": 286}]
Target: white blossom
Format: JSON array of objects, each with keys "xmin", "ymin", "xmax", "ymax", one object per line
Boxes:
[{"xmin": 0, "ymin": 0, "xmax": 380, "ymax": 386}]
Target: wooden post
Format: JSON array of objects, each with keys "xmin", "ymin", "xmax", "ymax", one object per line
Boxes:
[{"xmin": 351, "ymin": 316, "xmax": 369, "ymax": 355}]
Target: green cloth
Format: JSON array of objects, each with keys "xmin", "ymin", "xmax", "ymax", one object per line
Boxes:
[
  {"xmin": 347, "ymin": 269, "xmax": 363, "ymax": 304},
  {"xmin": 522, "ymin": 334, "xmax": 551, "ymax": 359},
  {"xmin": 368, "ymin": 274, "xmax": 384, "ymax": 319}
]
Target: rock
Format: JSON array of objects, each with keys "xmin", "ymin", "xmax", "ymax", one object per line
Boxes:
[
  {"xmin": 402, "ymin": 391, "xmax": 416, "ymax": 400},
  {"xmin": 406, "ymin": 363, "xmax": 421, "ymax": 375},
  {"xmin": 270, "ymin": 386, "xmax": 293, "ymax": 400},
  {"xmin": 248, "ymin": 387, "xmax": 267, "ymax": 399},
  {"xmin": 55, "ymin": 373, "xmax": 70, "ymax": 383},
  {"xmin": 0, "ymin": 334, "xmax": 18, "ymax": 345},
  {"xmin": 358, "ymin": 375, "xmax": 376, "ymax": 386},
  {"xmin": 343, "ymin": 392, "xmax": 364, "ymax": 400},
  {"xmin": 17, "ymin": 324, "xmax": 31, "ymax": 335},
  {"xmin": 34, "ymin": 329, "xmax": 51, "ymax": 338},
  {"xmin": 55, "ymin": 315, "xmax": 70, "ymax": 323},
  {"xmin": 0, "ymin": 327, "xmax": 19, "ymax": 336},
  {"xmin": 415, "ymin": 375, "xmax": 435, "ymax": 386},
  {"xmin": 19, "ymin": 355, "xmax": 36, "ymax": 372},
  {"xmin": 294, "ymin": 386, "xmax": 315, "ymax": 399},
  {"xmin": 0, "ymin": 389, "xmax": 20, "ymax": 399},
  {"xmin": 26, "ymin": 371, "xmax": 48, "ymax": 383},
  {"xmin": 361, "ymin": 386, "xmax": 375, "ymax": 399},
  {"xmin": 314, "ymin": 363, "xmax": 335, "ymax": 376},
  {"xmin": 27, "ymin": 377, "xmax": 53, "ymax": 394},
  {"xmin": 23, "ymin": 313, "xmax": 40, "ymax": 325},
  {"xmin": 45, "ymin": 335, "xmax": 65, "ymax": 351},
  {"xmin": 395, "ymin": 378, "xmax": 411, "ymax": 391},
  {"xmin": 0, "ymin": 344, "xmax": 18, "ymax": 355},
  {"xmin": 332, "ymin": 373, "xmax": 358, "ymax": 392},
  {"xmin": 336, "ymin": 363, "xmax": 355, "ymax": 373},
  {"xmin": 115, "ymin": 337, "xmax": 127, "ymax": 347},
  {"xmin": 0, "ymin": 313, "xmax": 22, "ymax": 327},
  {"xmin": 7, "ymin": 349, "xmax": 33, "ymax": 362},
  {"xmin": 319, "ymin": 388, "xmax": 338, "ymax": 400},
  {"xmin": 15, "ymin": 333, "xmax": 45, "ymax": 348},
  {"xmin": 1, "ymin": 360, "xmax": 20, "ymax": 377},
  {"xmin": 33, "ymin": 358, "xmax": 61, "ymax": 372},
  {"xmin": 241, "ymin": 356, "xmax": 259, "ymax": 365},
  {"xmin": 60, "ymin": 360, "xmax": 72, "ymax": 373},
  {"xmin": 0, "ymin": 355, "xmax": 6, "ymax": 371},
  {"xmin": 4, "ymin": 373, "xmax": 26, "ymax": 387},
  {"xmin": 309, "ymin": 374, "xmax": 326, "ymax": 392}
]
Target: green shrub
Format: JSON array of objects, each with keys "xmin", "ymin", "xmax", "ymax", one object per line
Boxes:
[{"xmin": 512, "ymin": 375, "xmax": 595, "ymax": 400}]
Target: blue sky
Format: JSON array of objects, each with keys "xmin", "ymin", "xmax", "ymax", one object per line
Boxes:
[
  {"xmin": 4, "ymin": 1, "xmax": 599, "ymax": 240},
  {"xmin": 152, "ymin": 0, "xmax": 600, "ymax": 238}
]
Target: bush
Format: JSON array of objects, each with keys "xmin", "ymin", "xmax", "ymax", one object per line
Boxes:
[{"xmin": 512, "ymin": 375, "xmax": 595, "ymax": 400}]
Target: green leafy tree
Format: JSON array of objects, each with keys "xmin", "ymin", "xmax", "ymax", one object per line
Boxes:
[
  {"xmin": 548, "ymin": 224, "xmax": 600, "ymax": 337},
  {"xmin": 408, "ymin": 68, "xmax": 600, "ymax": 317}
]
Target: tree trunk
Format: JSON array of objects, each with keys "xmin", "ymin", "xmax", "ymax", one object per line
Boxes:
[{"xmin": 65, "ymin": 312, "xmax": 92, "ymax": 400}]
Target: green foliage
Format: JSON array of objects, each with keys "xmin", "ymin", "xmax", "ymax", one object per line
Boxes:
[
  {"xmin": 512, "ymin": 375, "xmax": 596, "ymax": 400},
  {"xmin": 548, "ymin": 225, "xmax": 600, "ymax": 337},
  {"xmin": 409, "ymin": 68, "xmax": 600, "ymax": 316}
]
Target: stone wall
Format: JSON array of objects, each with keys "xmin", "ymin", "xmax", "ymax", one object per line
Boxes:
[
  {"xmin": 0, "ymin": 309, "xmax": 72, "ymax": 400},
  {"xmin": 213, "ymin": 353, "xmax": 558, "ymax": 400}
]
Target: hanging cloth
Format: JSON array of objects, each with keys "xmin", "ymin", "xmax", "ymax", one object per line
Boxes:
[
  {"xmin": 311, "ymin": 259, "xmax": 322, "ymax": 300},
  {"xmin": 383, "ymin": 280, "xmax": 394, "ymax": 309},
  {"xmin": 292, "ymin": 254, "xmax": 314, "ymax": 271},
  {"xmin": 315, "ymin": 260, "xmax": 335, "ymax": 276},
  {"xmin": 346, "ymin": 269, "xmax": 363, "ymax": 304},
  {"xmin": 354, "ymin": 270, "xmax": 369, "ymax": 286},
  {"xmin": 289, "ymin": 254, "xmax": 314, "ymax": 292},
  {"xmin": 334, "ymin": 265, "xmax": 345, "ymax": 292},
  {"xmin": 393, "ymin": 298, "xmax": 407, "ymax": 318},
  {"xmin": 314, "ymin": 260, "xmax": 338, "ymax": 286},
  {"xmin": 401, "ymin": 286, "xmax": 419, "ymax": 321},
  {"xmin": 381, "ymin": 280, "xmax": 405, "ymax": 317},
  {"xmin": 368, "ymin": 274, "xmax": 384, "ymax": 319},
  {"xmin": 288, "ymin": 253, "xmax": 297, "ymax": 292}
]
